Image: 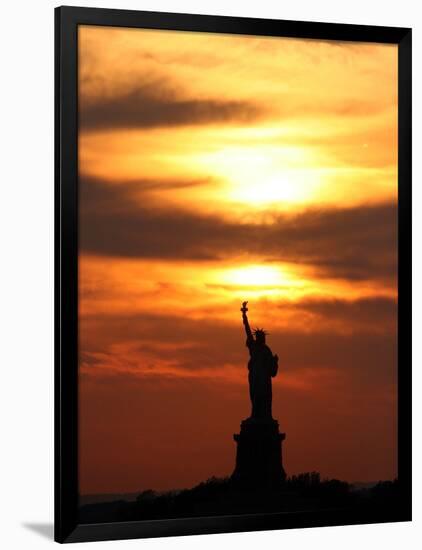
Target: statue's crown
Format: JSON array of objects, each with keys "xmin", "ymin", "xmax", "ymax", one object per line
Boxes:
[{"xmin": 254, "ymin": 327, "xmax": 268, "ymax": 337}]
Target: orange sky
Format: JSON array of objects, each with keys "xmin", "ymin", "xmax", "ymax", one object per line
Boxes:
[{"xmin": 78, "ymin": 25, "xmax": 398, "ymax": 495}]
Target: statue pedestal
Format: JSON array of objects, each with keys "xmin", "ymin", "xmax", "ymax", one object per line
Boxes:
[{"xmin": 231, "ymin": 418, "xmax": 286, "ymax": 488}]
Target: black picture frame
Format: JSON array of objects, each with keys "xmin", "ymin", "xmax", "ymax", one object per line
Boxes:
[{"xmin": 55, "ymin": 5, "xmax": 412, "ymax": 543}]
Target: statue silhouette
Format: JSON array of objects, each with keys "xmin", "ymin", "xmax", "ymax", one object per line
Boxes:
[{"xmin": 241, "ymin": 301, "xmax": 279, "ymax": 421}]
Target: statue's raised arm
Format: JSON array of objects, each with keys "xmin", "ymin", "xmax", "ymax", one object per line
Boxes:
[{"xmin": 241, "ymin": 301, "xmax": 253, "ymax": 341}]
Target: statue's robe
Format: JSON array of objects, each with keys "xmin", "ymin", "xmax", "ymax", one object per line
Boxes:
[{"xmin": 246, "ymin": 336, "xmax": 278, "ymax": 420}]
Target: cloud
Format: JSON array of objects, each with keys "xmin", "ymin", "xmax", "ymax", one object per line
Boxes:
[
  {"xmin": 79, "ymin": 298, "xmax": 397, "ymax": 386},
  {"xmin": 80, "ymin": 176, "xmax": 397, "ymax": 282},
  {"xmin": 289, "ymin": 296, "xmax": 396, "ymax": 328},
  {"xmin": 79, "ymin": 83, "xmax": 390, "ymax": 134},
  {"xmin": 79, "ymin": 81, "xmax": 261, "ymax": 131}
]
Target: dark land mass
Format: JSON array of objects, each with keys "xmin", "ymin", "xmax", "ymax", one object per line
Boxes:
[
  {"xmin": 80, "ymin": 492, "xmax": 143, "ymax": 506},
  {"xmin": 79, "ymin": 473, "xmax": 401, "ymax": 525}
]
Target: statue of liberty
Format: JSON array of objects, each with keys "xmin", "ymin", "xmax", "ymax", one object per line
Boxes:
[
  {"xmin": 241, "ymin": 301, "xmax": 279, "ymax": 421},
  {"xmin": 232, "ymin": 301, "xmax": 286, "ymax": 486}
]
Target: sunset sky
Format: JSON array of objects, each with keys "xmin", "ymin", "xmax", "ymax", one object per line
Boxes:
[{"xmin": 78, "ymin": 25, "xmax": 398, "ymax": 495}]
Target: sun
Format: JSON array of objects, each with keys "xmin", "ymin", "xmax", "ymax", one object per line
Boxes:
[
  {"xmin": 191, "ymin": 143, "xmax": 320, "ymax": 210},
  {"xmin": 209, "ymin": 263, "xmax": 310, "ymax": 301},
  {"xmin": 223, "ymin": 265, "xmax": 284, "ymax": 287},
  {"xmin": 235, "ymin": 175, "xmax": 303, "ymax": 205}
]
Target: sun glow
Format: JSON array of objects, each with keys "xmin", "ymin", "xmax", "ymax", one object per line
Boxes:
[
  {"xmin": 218, "ymin": 264, "xmax": 298, "ymax": 289},
  {"xmin": 190, "ymin": 144, "xmax": 322, "ymax": 209}
]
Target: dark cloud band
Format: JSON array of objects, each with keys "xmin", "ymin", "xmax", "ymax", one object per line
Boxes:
[
  {"xmin": 80, "ymin": 304, "xmax": 397, "ymax": 389},
  {"xmin": 79, "ymin": 176, "xmax": 397, "ymax": 283},
  {"xmin": 80, "ymin": 84, "xmax": 261, "ymax": 131}
]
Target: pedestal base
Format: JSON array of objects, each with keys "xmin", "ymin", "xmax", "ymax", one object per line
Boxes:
[{"xmin": 231, "ymin": 417, "xmax": 286, "ymax": 488}]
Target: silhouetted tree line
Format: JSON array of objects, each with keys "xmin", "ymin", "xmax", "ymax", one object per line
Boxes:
[{"xmin": 79, "ymin": 474, "xmax": 400, "ymax": 524}]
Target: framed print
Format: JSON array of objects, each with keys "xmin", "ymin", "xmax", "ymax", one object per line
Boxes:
[{"xmin": 55, "ymin": 6, "xmax": 412, "ymax": 544}]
